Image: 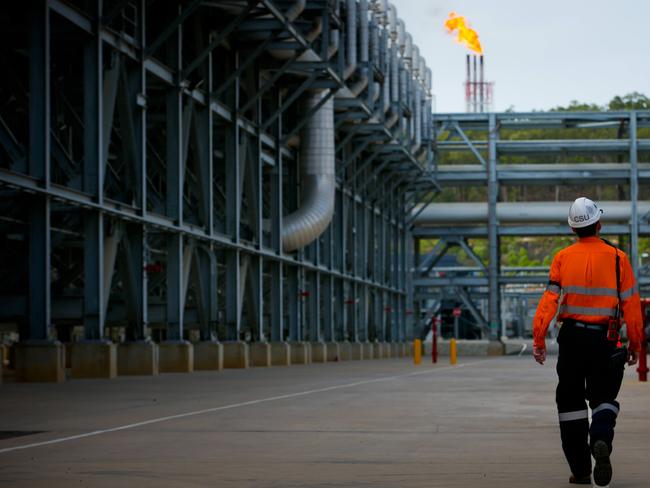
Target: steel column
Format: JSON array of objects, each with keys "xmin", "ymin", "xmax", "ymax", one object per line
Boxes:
[{"xmin": 487, "ymin": 113, "xmax": 500, "ymax": 341}]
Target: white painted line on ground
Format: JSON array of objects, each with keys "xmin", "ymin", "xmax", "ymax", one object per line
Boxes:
[
  {"xmin": 518, "ymin": 343, "xmax": 528, "ymax": 356},
  {"xmin": 0, "ymin": 360, "xmax": 486, "ymax": 455}
]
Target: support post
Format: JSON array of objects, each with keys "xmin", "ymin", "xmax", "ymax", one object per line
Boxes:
[
  {"xmin": 630, "ymin": 111, "xmax": 639, "ymax": 276},
  {"xmin": 487, "ymin": 113, "xmax": 502, "ymax": 351}
]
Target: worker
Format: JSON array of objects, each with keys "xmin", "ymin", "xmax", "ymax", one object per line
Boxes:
[{"xmin": 532, "ymin": 197, "xmax": 642, "ymax": 487}]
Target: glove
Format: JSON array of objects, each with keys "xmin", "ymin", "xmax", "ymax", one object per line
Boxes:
[
  {"xmin": 627, "ymin": 349, "xmax": 638, "ymax": 366},
  {"xmin": 533, "ymin": 346, "xmax": 546, "ymax": 365}
]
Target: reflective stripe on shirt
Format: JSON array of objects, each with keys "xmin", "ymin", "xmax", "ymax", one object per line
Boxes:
[
  {"xmin": 546, "ymin": 284, "xmax": 561, "ymax": 294},
  {"xmin": 621, "ymin": 285, "xmax": 638, "ymax": 300},
  {"xmin": 559, "ymin": 305, "xmax": 617, "ymax": 316},
  {"xmin": 562, "ymin": 285, "xmax": 618, "ymax": 297}
]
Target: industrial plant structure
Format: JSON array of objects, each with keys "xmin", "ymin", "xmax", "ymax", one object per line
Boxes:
[{"xmin": 0, "ymin": 1, "xmax": 648, "ymax": 381}]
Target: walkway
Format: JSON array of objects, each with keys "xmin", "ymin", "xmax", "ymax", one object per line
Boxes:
[{"xmin": 0, "ymin": 357, "xmax": 647, "ymax": 487}]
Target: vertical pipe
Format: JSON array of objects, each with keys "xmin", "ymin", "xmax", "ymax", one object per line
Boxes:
[
  {"xmin": 479, "ymin": 54, "xmax": 485, "ymax": 113},
  {"xmin": 487, "ymin": 113, "xmax": 500, "ymax": 342},
  {"xmin": 390, "ymin": 44, "xmax": 398, "ymax": 103},
  {"xmin": 225, "ymin": 50, "xmax": 241, "ymax": 340},
  {"xmin": 82, "ymin": 3, "xmax": 105, "ymax": 342},
  {"xmin": 345, "ymin": 0, "xmax": 357, "ymax": 79},
  {"xmin": 630, "ymin": 111, "xmax": 639, "ymax": 276},
  {"xmin": 465, "ymin": 54, "xmax": 470, "ymax": 113},
  {"xmin": 27, "ymin": 0, "xmax": 51, "ymax": 342},
  {"xmin": 271, "ymin": 92, "xmax": 283, "ymax": 342},
  {"xmin": 472, "ymin": 55, "xmax": 477, "ymax": 113}
]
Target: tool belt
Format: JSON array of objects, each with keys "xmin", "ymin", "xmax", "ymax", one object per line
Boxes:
[
  {"xmin": 561, "ymin": 318, "xmax": 620, "ymax": 342},
  {"xmin": 562, "ymin": 319, "xmax": 608, "ymax": 332}
]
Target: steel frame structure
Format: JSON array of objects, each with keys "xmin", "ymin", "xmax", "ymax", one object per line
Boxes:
[
  {"xmin": 413, "ymin": 111, "xmax": 650, "ymax": 339},
  {"xmin": 0, "ymin": 1, "xmax": 437, "ymax": 348}
]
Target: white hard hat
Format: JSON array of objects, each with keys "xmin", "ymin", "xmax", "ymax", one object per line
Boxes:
[{"xmin": 568, "ymin": 197, "xmax": 603, "ymax": 228}]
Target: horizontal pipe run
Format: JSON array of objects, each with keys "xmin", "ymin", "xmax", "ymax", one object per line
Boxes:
[{"xmin": 413, "ymin": 201, "xmax": 650, "ymax": 225}]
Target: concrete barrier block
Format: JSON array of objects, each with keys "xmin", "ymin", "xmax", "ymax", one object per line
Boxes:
[
  {"xmin": 325, "ymin": 342, "xmax": 340, "ymax": 361},
  {"xmin": 338, "ymin": 341, "xmax": 352, "ymax": 361},
  {"xmin": 64, "ymin": 343, "xmax": 72, "ymax": 368},
  {"xmin": 194, "ymin": 341, "xmax": 224, "ymax": 371},
  {"xmin": 487, "ymin": 340, "xmax": 505, "ymax": 356},
  {"xmin": 310, "ymin": 342, "xmax": 327, "ymax": 363},
  {"xmin": 362, "ymin": 342, "xmax": 374, "ymax": 360},
  {"xmin": 380, "ymin": 343, "xmax": 391, "ymax": 358},
  {"xmin": 159, "ymin": 341, "xmax": 194, "ymax": 373},
  {"xmin": 270, "ymin": 342, "xmax": 290, "ymax": 366},
  {"xmin": 290, "ymin": 342, "xmax": 310, "ymax": 365},
  {"xmin": 392, "ymin": 343, "xmax": 402, "ymax": 358},
  {"xmin": 223, "ymin": 342, "xmax": 249, "ymax": 369},
  {"xmin": 118, "ymin": 341, "xmax": 159, "ymax": 376},
  {"xmin": 15, "ymin": 341, "xmax": 66, "ymax": 383},
  {"xmin": 350, "ymin": 342, "xmax": 364, "ymax": 360},
  {"xmin": 250, "ymin": 342, "xmax": 271, "ymax": 367},
  {"xmin": 71, "ymin": 341, "xmax": 117, "ymax": 379}
]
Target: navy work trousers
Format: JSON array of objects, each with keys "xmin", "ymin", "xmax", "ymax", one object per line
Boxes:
[{"xmin": 555, "ymin": 323, "xmax": 625, "ymax": 478}]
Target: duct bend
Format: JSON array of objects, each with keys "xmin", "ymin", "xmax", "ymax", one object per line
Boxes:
[{"xmin": 282, "ymin": 91, "xmax": 335, "ymax": 252}]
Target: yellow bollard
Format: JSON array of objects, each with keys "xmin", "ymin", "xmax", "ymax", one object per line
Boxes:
[
  {"xmin": 450, "ymin": 338, "xmax": 457, "ymax": 365},
  {"xmin": 413, "ymin": 339, "xmax": 422, "ymax": 365}
]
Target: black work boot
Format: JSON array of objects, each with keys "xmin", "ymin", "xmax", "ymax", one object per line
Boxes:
[
  {"xmin": 569, "ymin": 473, "xmax": 591, "ymax": 484},
  {"xmin": 592, "ymin": 440, "xmax": 612, "ymax": 486}
]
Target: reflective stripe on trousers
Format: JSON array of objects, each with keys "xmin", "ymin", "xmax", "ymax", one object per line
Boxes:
[
  {"xmin": 592, "ymin": 402, "xmax": 619, "ymax": 417},
  {"xmin": 558, "ymin": 409, "xmax": 589, "ymax": 422}
]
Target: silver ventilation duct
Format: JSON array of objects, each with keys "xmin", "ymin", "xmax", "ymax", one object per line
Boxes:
[
  {"xmin": 276, "ymin": 1, "xmax": 433, "ymax": 250},
  {"xmin": 282, "ymin": 91, "xmax": 336, "ymax": 252}
]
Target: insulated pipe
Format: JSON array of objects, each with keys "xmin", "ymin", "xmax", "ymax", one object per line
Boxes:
[
  {"xmin": 284, "ymin": 0, "xmax": 306, "ymax": 21},
  {"xmin": 425, "ymin": 67, "xmax": 432, "ymax": 93},
  {"xmin": 397, "ymin": 19, "xmax": 405, "ymax": 49},
  {"xmin": 282, "ymin": 91, "xmax": 335, "ymax": 252},
  {"xmin": 268, "ymin": 16, "xmax": 331, "ymax": 60},
  {"xmin": 374, "ymin": 0, "xmax": 388, "ymax": 25},
  {"xmin": 382, "ymin": 29, "xmax": 390, "ymax": 113},
  {"xmin": 388, "ymin": 3, "xmax": 397, "ymax": 38},
  {"xmin": 350, "ymin": 0, "xmax": 369, "ymax": 96},
  {"xmin": 419, "ymin": 57, "xmax": 426, "ymax": 85},
  {"xmin": 390, "ymin": 44, "xmax": 399, "ymax": 103},
  {"xmin": 361, "ymin": 0, "xmax": 371, "ymax": 65},
  {"xmin": 423, "ymin": 98, "xmax": 432, "ymax": 141},
  {"xmin": 412, "ymin": 201, "xmax": 650, "ymax": 225},
  {"xmin": 370, "ymin": 12, "xmax": 379, "ymax": 66},
  {"xmin": 344, "ymin": 0, "xmax": 357, "ymax": 79},
  {"xmin": 399, "ymin": 63, "xmax": 408, "ymax": 139},
  {"xmin": 413, "ymin": 84, "xmax": 422, "ymax": 150},
  {"xmin": 399, "ymin": 59, "xmax": 408, "ymax": 101},
  {"xmin": 404, "ymin": 33, "xmax": 412, "ymax": 63},
  {"xmin": 412, "ymin": 45, "xmax": 420, "ymax": 77}
]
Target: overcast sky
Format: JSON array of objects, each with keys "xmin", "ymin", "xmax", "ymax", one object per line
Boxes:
[{"xmin": 393, "ymin": 0, "xmax": 650, "ymax": 113}]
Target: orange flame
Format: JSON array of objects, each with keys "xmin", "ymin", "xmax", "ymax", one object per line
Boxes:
[{"xmin": 444, "ymin": 12, "xmax": 483, "ymax": 54}]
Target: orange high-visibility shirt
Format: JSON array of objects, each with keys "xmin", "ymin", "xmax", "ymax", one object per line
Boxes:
[{"xmin": 533, "ymin": 236, "xmax": 643, "ymax": 352}]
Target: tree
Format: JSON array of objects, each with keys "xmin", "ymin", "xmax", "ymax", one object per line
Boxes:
[{"xmin": 607, "ymin": 92, "xmax": 650, "ymax": 110}]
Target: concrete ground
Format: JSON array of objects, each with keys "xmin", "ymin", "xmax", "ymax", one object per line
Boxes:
[{"xmin": 0, "ymin": 356, "xmax": 648, "ymax": 487}]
